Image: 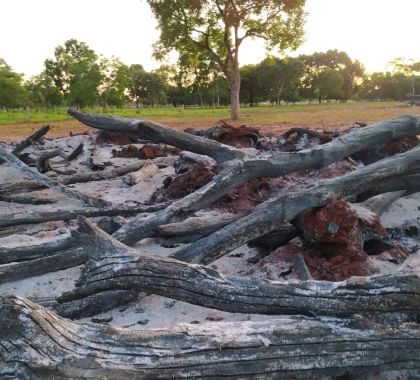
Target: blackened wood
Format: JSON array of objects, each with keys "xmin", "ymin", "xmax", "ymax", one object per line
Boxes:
[
  {"xmin": 0, "ymin": 146, "xmax": 107, "ymax": 208},
  {"xmin": 11, "ymin": 124, "xmax": 50, "ymax": 155},
  {"xmin": 0, "ymin": 235, "xmax": 78, "ymax": 264},
  {"xmin": 0, "ymin": 203, "xmax": 168, "ymax": 228},
  {"xmin": 2, "ymin": 295, "xmax": 420, "ymax": 379},
  {"xmin": 59, "ymin": 217, "xmax": 420, "ymax": 317},
  {"xmin": 173, "ymin": 146, "xmax": 420, "ymax": 264},
  {"xmin": 0, "ymin": 247, "xmax": 86, "ymax": 284}
]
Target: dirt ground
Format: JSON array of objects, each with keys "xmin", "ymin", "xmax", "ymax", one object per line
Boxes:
[{"xmin": 1, "ymin": 103, "xmax": 419, "ymax": 142}]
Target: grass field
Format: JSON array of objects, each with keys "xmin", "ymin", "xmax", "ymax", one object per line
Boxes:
[{"xmin": 1, "ymin": 101, "xmax": 419, "ymax": 141}]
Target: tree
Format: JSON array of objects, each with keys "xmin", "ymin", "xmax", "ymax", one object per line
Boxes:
[
  {"xmin": 44, "ymin": 39, "xmax": 102, "ymax": 108},
  {"xmin": 25, "ymin": 71, "xmax": 63, "ymax": 109},
  {"xmin": 147, "ymin": 66, "xmax": 171, "ymax": 107},
  {"xmin": 0, "ymin": 59, "xmax": 27, "ymax": 109},
  {"xmin": 147, "ymin": 0, "xmax": 306, "ymax": 120},
  {"xmin": 312, "ymin": 69, "xmax": 344, "ymax": 103},
  {"xmin": 128, "ymin": 64, "xmax": 150, "ymax": 108},
  {"xmin": 387, "ymin": 58, "xmax": 420, "ymax": 97},
  {"xmin": 98, "ymin": 58, "xmax": 131, "ymax": 109},
  {"xmin": 257, "ymin": 56, "xmax": 304, "ymax": 105},
  {"xmin": 299, "ymin": 50, "xmax": 364, "ymax": 101},
  {"xmin": 240, "ymin": 64, "xmax": 260, "ymax": 106}
]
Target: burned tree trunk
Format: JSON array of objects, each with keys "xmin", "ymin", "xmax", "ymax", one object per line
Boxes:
[
  {"xmin": 0, "ymin": 202, "xmax": 167, "ymax": 228},
  {"xmin": 2, "ymin": 295, "xmax": 420, "ymax": 379},
  {"xmin": 0, "ymin": 124, "xmax": 50, "ymax": 165},
  {"xmin": 68, "ymin": 110, "xmax": 420, "ymax": 245},
  {"xmin": 58, "ymin": 217, "xmax": 420, "ymax": 318},
  {"xmin": 173, "ymin": 146, "xmax": 420, "ymax": 264},
  {"xmin": 0, "ymin": 247, "xmax": 86, "ymax": 284}
]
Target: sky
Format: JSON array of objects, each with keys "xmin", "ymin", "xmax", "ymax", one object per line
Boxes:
[{"xmin": 1, "ymin": 0, "xmax": 419, "ymax": 78}]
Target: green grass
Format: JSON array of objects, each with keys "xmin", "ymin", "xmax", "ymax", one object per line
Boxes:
[{"xmin": 0, "ymin": 101, "xmax": 403, "ymax": 126}]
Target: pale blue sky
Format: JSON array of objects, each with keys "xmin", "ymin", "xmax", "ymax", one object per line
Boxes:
[{"xmin": 1, "ymin": 0, "xmax": 419, "ymax": 77}]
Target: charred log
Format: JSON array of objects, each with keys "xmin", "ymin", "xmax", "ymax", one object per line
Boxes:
[
  {"xmin": 2, "ymin": 295, "xmax": 420, "ymax": 379},
  {"xmin": 68, "ymin": 111, "xmax": 420, "ymax": 245},
  {"xmin": 59, "ymin": 217, "xmax": 420, "ymax": 318}
]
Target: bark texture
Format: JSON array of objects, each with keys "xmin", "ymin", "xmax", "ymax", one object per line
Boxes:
[
  {"xmin": 1, "ymin": 295, "xmax": 419, "ymax": 379},
  {"xmin": 59, "ymin": 217, "xmax": 420, "ymax": 318},
  {"xmin": 0, "ymin": 203, "xmax": 167, "ymax": 228}
]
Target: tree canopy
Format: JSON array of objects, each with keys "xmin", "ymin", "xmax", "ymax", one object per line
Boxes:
[
  {"xmin": 0, "ymin": 59, "xmax": 27, "ymax": 109},
  {"xmin": 44, "ymin": 39, "xmax": 102, "ymax": 108}
]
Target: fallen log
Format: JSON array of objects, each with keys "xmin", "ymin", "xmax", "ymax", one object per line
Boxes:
[
  {"xmin": 69, "ymin": 111, "xmax": 420, "ymax": 245},
  {"xmin": 2, "ymin": 295, "xmax": 420, "ymax": 379},
  {"xmin": 357, "ymin": 174, "xmax": 420, "ymax": 200},
  {"xmin": 0, "ymin": 193, "xmax": 55, "ymax": 205},
  {"xmin": 59, "ymin": 217, "xmax": 420, "ymax": 317},
  {"xmin": 0, "ymin": 247, "xmax": 86, "ymax": 284},
  {"xmin": 0, "ymin": 146, "xmax": 107, "ymax": 208},
  {"xmin": 157, "ymin": 212, "xmax": 240, "ymax": 236},
  {"xmin": 0, "ymin": 180, "xmax": 45, "ymax": 194},
  {"xmin": 0, "ymin": 203, "xmax": 167, "ymax": 228},
  {"xmin": 172, "ymin": 146, "xmax": 420, "ymax": 264},
  {"xmin": 0, "ymin": 235, "xmax": 77, "ymax": 264}
]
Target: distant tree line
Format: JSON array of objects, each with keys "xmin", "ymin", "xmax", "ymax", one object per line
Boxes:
[{"xmin": 0, "ymin": 39, "xmax": 419, "ymax": 110}]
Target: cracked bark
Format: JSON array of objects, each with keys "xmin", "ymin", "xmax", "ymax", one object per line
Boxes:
[
  {"xmin": 58, "ymin": 217, "xmax": 420, "ymax": 318},
  {"xmin": 2, "ymin": 295, "xmax": 419, "ymax": 379}
]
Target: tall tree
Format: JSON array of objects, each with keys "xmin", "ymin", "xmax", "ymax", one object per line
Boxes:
[
  {"xmin": 312, "ymin": 69, "xmax": 344, "ymax": 103},
  {"xmin": 387, "ymin": 58, "xmax": 420, "ymax": 97},
  {"xmin": 147, "ymin": 0, "xmax": 306, "ymax": 120},
  {"xmin": 25, "ymin": 71, "xmax": 63, "ymax": 108},
  {"xmin": 128, "ymin": 64, "xmax": 149, "ymax": 108},
  {"xmin": 257, "ymin": 56, "xmax": 304, "ymax": 105},
  {"xmin": 147, "ymin": 66, "xmax": 171, "ymax": 107},
  {"xmin": 98, "ymin": 58, "xmax": 131, "ymax": 109},
  {"xmin": 299, "ymin": 50, "xmax": 364, "ymax": 101},
  {"xmin": 44, "ymin": 39, "xmax": 102, "ymax": 108},
  {"xmin": 0, "ymin": 59, "xmax": 27, "ymax": 109}
]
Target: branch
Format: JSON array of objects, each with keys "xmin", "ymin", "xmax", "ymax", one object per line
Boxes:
[{"xmin": 68, "ymin": 109, "xmax": 244, "ymax": 163}]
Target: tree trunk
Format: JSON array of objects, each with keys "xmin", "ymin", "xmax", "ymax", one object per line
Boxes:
[
  {"xmin": 2, "ymin": 295, "xmax": 420, "ymax": 379},
  {"xmin": 229, "ymin": 68, "xmax": 241, "ymax": 120},
  {"xmin": 60, "ymin": 217, "xmax": 420, "ymax": 318},
  {"xmin": 0, "ymin": 203, "xmax": 167, "ymax": 228}
]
